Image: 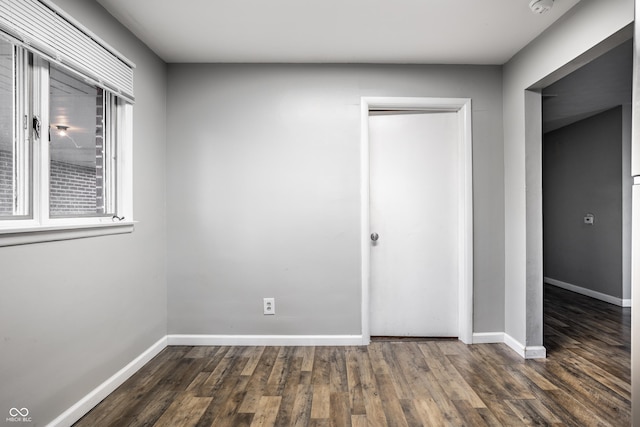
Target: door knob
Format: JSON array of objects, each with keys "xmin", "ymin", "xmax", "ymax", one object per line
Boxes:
[{"xmin": 371, "ymin": 232, "xmax": 379, "ymax": 241}]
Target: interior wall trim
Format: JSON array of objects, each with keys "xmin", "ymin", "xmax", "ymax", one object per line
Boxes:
[
  {"xmin": 474, "ymin": 332, "xmax": 547, "ymax": 359},
  {"xmin": 166, "ymin": 334, "xmax": 366, "ymax": 346},
  {"xmin": 46, "ymin": 336, "xmax": 167, "ymax": 427},
  {"xmin": 360, "ymin": 96, "xmax": 474, "ymax": 345},
  {"xmin": 545, "ymin": 277, "xmax": 631, "ymax": 307},
  {"xmin": 472, "ymin": 332, "xmax": 505, "ymax": 344},
  {"xmin": 504, "ymin": 333, "xmax": 547, "ymax": 359}
]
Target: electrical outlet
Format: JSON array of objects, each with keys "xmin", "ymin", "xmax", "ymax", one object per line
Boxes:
[{"xmin": 263, "ymin": 298, "xmax": 275, "ymax": 315}]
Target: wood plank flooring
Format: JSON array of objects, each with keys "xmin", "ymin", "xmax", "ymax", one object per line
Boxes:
[{"xmin": 74, "ymin": 285, "xmax": 630, "ymax": 426}]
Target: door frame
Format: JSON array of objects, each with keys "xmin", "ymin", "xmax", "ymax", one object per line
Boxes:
[{"xmin": 360, "ymin": 97, "xmax": 473, "ymax": 344}]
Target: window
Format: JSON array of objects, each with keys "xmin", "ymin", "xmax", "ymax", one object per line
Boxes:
[
  {"xmin": 49, "ymin": 64, "xmax": 114, "ymax": 218},
  {"xmin": 0, "ymin": 0, "xmax": 135, "ymax": 246}
]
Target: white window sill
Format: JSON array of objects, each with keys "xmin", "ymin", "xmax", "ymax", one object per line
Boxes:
[{"xmin": 0, "ymin": 221, "xmax": 135, "ymax": 247}]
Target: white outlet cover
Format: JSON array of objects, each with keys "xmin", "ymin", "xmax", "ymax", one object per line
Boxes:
[{"xmin": 263, "ymin": 298, "xmax": 275, "ymax": 315}]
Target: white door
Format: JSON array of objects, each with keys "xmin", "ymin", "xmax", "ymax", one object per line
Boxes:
[{"xmin": 369, "ymin": 111, "xmax": 459, "ymax": 337}]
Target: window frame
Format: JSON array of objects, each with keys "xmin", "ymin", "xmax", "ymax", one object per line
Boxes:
[
  {"xmin": 0, "ymin": 46, "xmax": 134, "ymax": 247},
  {"xmin": 13, "ymin": 45, "xmax": 31, "ymax": 218}
]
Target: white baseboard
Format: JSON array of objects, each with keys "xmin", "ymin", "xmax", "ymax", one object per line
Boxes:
[
  {"xmin": 502, "ymin": 333, "xmax": 525, "ymax": 357},
  {"xmin": 473, "ymin": 332, "xmax": 546, "ymax": 359},
  {"xmin": 166, "ymin": 334, "xmax": 365, "ymax": 346},
  {"xmin": 47, "ymin": 336, "xmax": 167, "ymax": 427},
  {"xmin": 524, "ymin": 346, "xmax": 548, "ymax": 359},
  {"xmin": 545, "ymin": 277, "xmax": 631, "ymax": 307},
  {"xmin": 472, "ymin": 332, "xmax": 504, "ymax": 344},
  {"xmin": 503, "ymin": 333, "xmax": 547, "ymax": 359}
]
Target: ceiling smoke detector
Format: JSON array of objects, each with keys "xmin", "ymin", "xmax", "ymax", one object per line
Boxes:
[{"xmin": 529, "ymin": 0, "xmax": 554, "ymax": 14}]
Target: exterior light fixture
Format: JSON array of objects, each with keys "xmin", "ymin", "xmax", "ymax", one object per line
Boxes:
[{"xmin": 56, "ymin": 125, "xmax": 69, "ymax": 136}]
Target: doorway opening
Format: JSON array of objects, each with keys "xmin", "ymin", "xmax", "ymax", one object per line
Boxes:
[{"xmin": 541, "ymin": 39, "xmax": 632, "ymax": 353}]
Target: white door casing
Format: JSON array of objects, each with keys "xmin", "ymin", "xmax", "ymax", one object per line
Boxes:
[{"xmin": 360, "ymin": 97, "xmax": 473, "ymax": 344}]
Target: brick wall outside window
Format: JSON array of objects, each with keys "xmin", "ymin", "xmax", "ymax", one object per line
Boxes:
[
  {"xmin": 95, "ymin": 89, "xmax": 104, "ymax": 213},
  {"xmin": 50, "ymin": 159, "xmax": 97, "ymax": 216},
  {"xmin": 0, "ymin": 149, "xmax": 99, "ymax": 216},
  {"xmin": 0, "ymin": 149, "xmax": 12, "ymax": 215}
]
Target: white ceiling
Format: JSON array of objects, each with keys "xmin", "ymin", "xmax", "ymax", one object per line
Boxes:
[
  {"xmin": 96, "ymin": 0, "xmax": 581, "ymax": 64},
  {"xmin": 95, "ymin": 0, "xmax": 630, "ymax": 134}
]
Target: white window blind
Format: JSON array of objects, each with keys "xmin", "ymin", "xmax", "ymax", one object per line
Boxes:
[{"xmin": 0, "ymin": 0, "xmax": 135, "ymax": 102}]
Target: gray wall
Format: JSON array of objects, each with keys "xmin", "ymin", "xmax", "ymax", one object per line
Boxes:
[
  {"xmin": 0, "ymin": 1, "xmax": 168, "ymax": 425},
  {"xmin": 166, "ymin": 64, "xmax": 505, "ymax": 336},
  {"xmin": 543, "ymin": 107, "xmax": 625, "ymax": 298}
]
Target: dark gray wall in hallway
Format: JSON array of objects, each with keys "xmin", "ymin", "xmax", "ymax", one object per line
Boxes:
[{"xmin": 543, "ymin": 107, "xmax": 628, "ymax": 299}]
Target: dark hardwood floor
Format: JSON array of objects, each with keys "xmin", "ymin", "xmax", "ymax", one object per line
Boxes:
[{"xmin": 74, "ymin": 285, "xmax": 630, "ymax": 426}]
